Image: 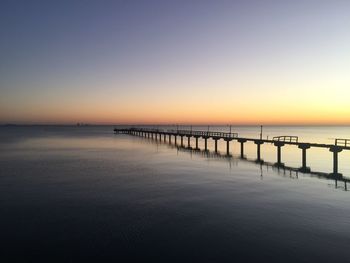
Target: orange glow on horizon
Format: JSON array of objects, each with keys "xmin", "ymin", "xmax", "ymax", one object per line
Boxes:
[
  {"xmin": 2, "ymin": 105, "xmax": 350, "ymax": 125},
  {"xmin": 1, "ymin": 71, "xmax": 350, "ymax": 125}
]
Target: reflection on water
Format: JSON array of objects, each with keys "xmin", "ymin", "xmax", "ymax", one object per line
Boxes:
[
  {"xmin": 1, "ymin": 126, "xmax": 350, "ymax": 262},
  {"xmin": 136, "ymin": 133, "xmax": 350, "ymax": 191}
]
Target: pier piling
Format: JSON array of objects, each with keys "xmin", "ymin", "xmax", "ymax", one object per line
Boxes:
[
  {"xmin": 225, "ymin": 139, "xmax": 230, "ymax": 155},
  {"xmin": 238, "ymin": 139, "xmax": 247, "ymax": 158},
  {"xmin": 329, "ymin": 146, "xmax": 343, "ymax": 177},
  {"xmin": 274, "ymin": 142, "xmax": 285, "ymax": 166},
  {"xmin": 298, "ymin": 143, "xmax": 311, "ymax": 172},
  {"xmin": 203, "ymin": 137, "xmax": 209, "ymax": 151},
  {"xmin": 254, "ymin": 140, "xmax": 264, "ymax": 161},
  {"xmin": 214, "ymin": 138, "xmax": 219, "ymax": 152}
]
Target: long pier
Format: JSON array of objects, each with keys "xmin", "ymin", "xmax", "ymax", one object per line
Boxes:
[{"xmin": 114, "ymin": 127, "xmax": 350, "ymax": 178}]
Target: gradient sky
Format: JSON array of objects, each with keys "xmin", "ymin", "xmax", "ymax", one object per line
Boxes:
[{"xmin": 1, "ymin": 0, "xmax": 350, "ymax": 124}]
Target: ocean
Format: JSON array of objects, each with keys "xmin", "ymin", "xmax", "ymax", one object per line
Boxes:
[{"xmin": 1, "ymin": 125, "xmax": 350, "ymax": 262}]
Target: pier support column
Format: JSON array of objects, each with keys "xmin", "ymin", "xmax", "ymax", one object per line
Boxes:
[
  {"xmin": 203, "ymin": 137, "xmax": 208, "ymax": 151},
  {"xmin": 214, "ymin": 139, "xmax": 219, "ymax": 152},
  {"xmin": 195, "ymin": 137, "xmax": 199, "ymax": 150},
  {"xmin": 254, "ymin": 140, "xmax": 264, "ymax": 162},
  {"xmin": 238, "ymin": 139, "xmax": 247, "ymax": 158},
  {"xmin": 329, "ymin": 146, "xmax": 343, "ymax": 177},
  {"xmin": 180, "ymin": 136, "xmax": 184, "ymax": 147},
  {"xmin": 187, "ymin": 136, "xmax": 191, "ymax": 148},
  {"xmin": 274, "ymin": 142, "xmax": 285, "ymax": 166},
  {"xmin": 224, "ymin": 139, "xmax": 232, "ymax": 156},
  {"xmin": 169, "ymin": 135, "xmax": 172, "ymax": 143},
  {"xmin": 174, "ymin": 135, "xmax": 177, "ymax": 145},
  {"xmin": 298, "ymin": 144, "xmax": 311, "ymax": 172}
]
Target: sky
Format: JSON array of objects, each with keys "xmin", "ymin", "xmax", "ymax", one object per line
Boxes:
[{"xmin": 1, "ymin": 0, "xmax": 350, "ymax": 125}]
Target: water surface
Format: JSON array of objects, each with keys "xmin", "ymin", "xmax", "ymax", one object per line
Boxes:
[{"xmin": 1, "ymin": 126, "xmax": 350, "ymax": 262}]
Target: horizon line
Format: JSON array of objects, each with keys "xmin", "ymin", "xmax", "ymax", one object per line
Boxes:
[{"xmin": 2, "ymin": 123, "xmax": 350, "ymax": 127}]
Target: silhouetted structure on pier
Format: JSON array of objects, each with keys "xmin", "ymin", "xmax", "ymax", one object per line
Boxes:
[{"xmin": 114, "ymin": 127, "xmax": 350, "ymax": 179}]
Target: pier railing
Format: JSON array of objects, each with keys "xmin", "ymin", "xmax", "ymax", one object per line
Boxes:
[
  {"xmin": 172, "ymin": 129, "xmax": 238, "ymax": 138},
  {"xmin": 272, "ymin": 136, "xmax": 298, "ymax": 143},
  {"xmin": 335, "ymin": 138, "xmax": 350, "ymax": 147}
]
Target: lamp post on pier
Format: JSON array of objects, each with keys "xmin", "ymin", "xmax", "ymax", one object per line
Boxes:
[{"xmin": 227, "ymin": 124, "xmax": 232, "ymax": 134}]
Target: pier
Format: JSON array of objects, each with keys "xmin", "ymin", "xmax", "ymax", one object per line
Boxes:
[{"xmin": 114, "ymin": 127, "xmax": 350, "ymax": 178}]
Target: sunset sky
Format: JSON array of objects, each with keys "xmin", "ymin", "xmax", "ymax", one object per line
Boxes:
[{"xmin": 1, "ymin": 0, "xmax": 350, "ymax": 125}]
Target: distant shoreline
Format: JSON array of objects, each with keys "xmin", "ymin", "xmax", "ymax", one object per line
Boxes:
[{"xmin": 2, "ymin": 124, "xmax": 350, "ymax": 127}]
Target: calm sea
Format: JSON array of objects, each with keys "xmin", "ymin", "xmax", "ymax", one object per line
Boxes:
[{"xmin": 1, "ymin": 125, "xmax": 350, "ymax": 262}]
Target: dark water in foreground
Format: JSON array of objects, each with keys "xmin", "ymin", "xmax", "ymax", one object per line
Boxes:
[{"xmin": 1, "ymin": 126, "xmax": 350, "ymax": 262}]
